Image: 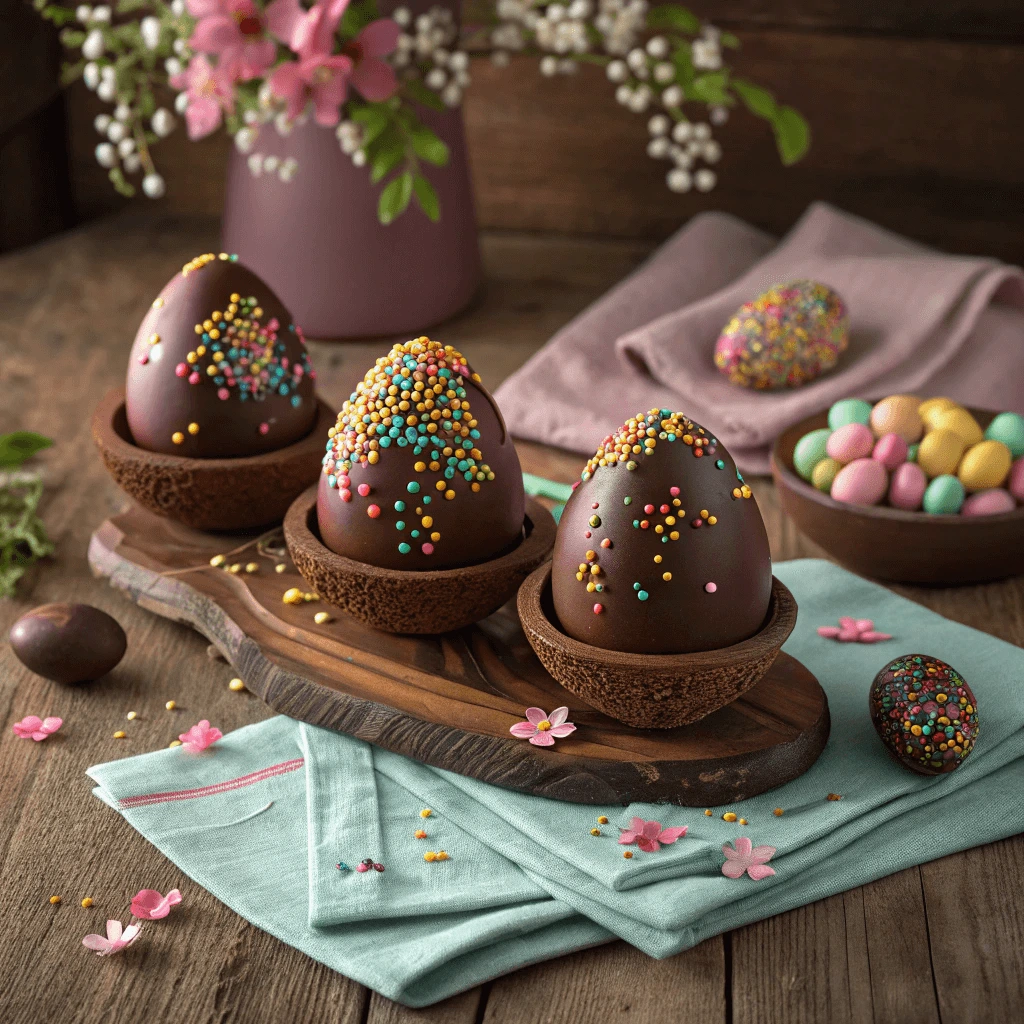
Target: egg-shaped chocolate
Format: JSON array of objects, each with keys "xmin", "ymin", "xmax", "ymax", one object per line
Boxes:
[
  {"xmin": 714, "ymin": 280, "xmax": 848, "ymax": 390},
  {"xmin": 317, "ymin": 337, "xmax": 525, "ymax": 571},
  {"xmin": 551, "ymin": 410, "xmax": 772, "ymax": 655},
  {"xmin": 869, "ymin": 654, "xmax": 978, "ymax": 774},
  {"xmin": 9, "ymin": 603, "xmax": 127, "ymax": 684},
  {"xmin": 126, "ymin": 252, "xmax": 317, "ymax": 457}
]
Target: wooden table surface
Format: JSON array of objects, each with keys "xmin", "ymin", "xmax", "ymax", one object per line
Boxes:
[{"xmin": 1, "ymin": 213, "xmax": 1021, "ymax": 1024}]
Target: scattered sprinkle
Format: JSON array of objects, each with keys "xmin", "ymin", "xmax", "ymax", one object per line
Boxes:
[
  {"xmin": 414, "ymin": 829, "xmax": 427, "ymax": 839},
  {"xmin": 704, "ymin": 809, "xmax": 712, "ymax": 817},
  {"xmin": 113, "ymin": 730, "xmax": 127, "ymax": 739},
  {"xmin": 275, "ymin": 563, "xmax": 287, "ymax": 573},
  {"xmin": 283, "ymin": 587, "xmax": 304, "ymax": 605},
  {"xmin": 228, "ymin": 678, "xmax": 245, "ymax": 692},
  {"xmin": 597, "ymin": 815, "xmax": 609, "ymax": 824},
  {"xmin": 827, "ymin": 793, "xmax": 842, "ymax": 801},
  {"xmin": 164, "ymin": 700, "xmax": 176, "ymax": 711},
  {"xmin": 773, "ymin": 808, "xmax": 784, "ymax": 816},
  {"xmin": 126, "ymin": 711, "xmax": 137, "ymax": 720},
  {"xmin": 420, "ymin": 809, "xmax": 432, "ymax": 818},
  {"xmin": 739, "ymin": 818, "xmax": 747, "ymax": 825},
  {"xmin": 81, "ymin": 898, "xmax": 93, "ymax": 908},
  {"xmin": 168, "ymin": 740, "xmax": 182, "ymax": 748},
  {"xmin": 590, "ymin": 828, "xmax": 602, "ymax": 836},
  {"xmin": 723, "ymin": 812, "xmax": 738, "ymax": 822},
  {"xmin": 210, "ymin": 554, "xmax": 226, "ymax": 567},
  {"xmin": 244, "ymin": 562, "xmax": 259, "ymax": 574},
  {"xmin": 49, "ymin": 895, "xmax": 61, "ymax": 905},
  {"xmin": 623, "ymin": 850, "xmax": 633, "ymax": 859},
  {"xmin": 313, "ymin": 611, "xmax": 332, "ymax": 625}
]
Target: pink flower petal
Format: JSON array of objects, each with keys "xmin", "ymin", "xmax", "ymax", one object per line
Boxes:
[
  {"xmin": 183, "ymin": 95, "xmax": 224, "ymax": 140},
  {"xmin": 106, "ymin": 919, "xmax": 123, "ymax": 942},
  {"xmin": 860, "ymin": 631, "xmax": 893, "ymax": 643},
  {"xmin": 524, "ymin": 707, "xmax": 548, "ymax": 725},
  {"xmin": 731, "ymin": 836, "xmax": 753, "ymax": 857},
  {"xmin": 746, "ymin": 864, "xmax": 777, "ymax": 881},
  {"xmin": 838, "ymin": 617, "xmax": 857, "ymax": 631},
  {"xmin": 548, "ymin": 723, "xmax": 576, "ymax": 738},
  {"xmin": 816, "ymin": 626, "xmax": 841, "ymax": 638},
  {"xmin": 18, "ymin": 715, "xmax": 43, "ymax": 731},
  {"xmin": 641, "ymin": 821, "xmax": 662, "ymax": 840},
  {"xmin": 509, "ymin": 722, "xmax": 538, "ymax": 739},
  {"xmin": 187, "ymin": 0, "xmax": 222, "ymax": 17},
  {"xmin": 837, "ymin": 629, "xmax": 860, "ymax": 642},
  {"xmin": 356, "ymin": 18, "xmax": 400, "ymax": 57},
  {"xmin": 629, "ymin": 816, "xmax": 646, "ymax": 833},
  {"xmin": 721, "ymin": 859, "xmax": 746, "ymax": 879},
  {"xmin": 130, "ymin": 888, "xmax": 182, "ymax": 920},
  {"xmin": 636, "ymin": 836, "xmax": 660, "ymax": 853},
  {"xmin": 264, "ymin": 0, "xmax": 305, "ymax": 45},
  {"xmin": 349, "ymin": 57, "xmax": 398, "ymax": 101},
  {"xmin": 189, "ymin": 15, "xmax": 238, "ymax": 54},
  {"xmin": 41, "ymin": 717, "xmax": 62, "ymax": 734},
  {"xmin": 529, "ymin": 731, "xmax": 555, "ymax": 747},
  {"xmin": 618, "ymin": 831, "xmax": 638, "ymax": 845},
  {"xmin": 82, "ymin": 934, "xmax": 112, "ymax": 953},
  {"xmin": 854, "ymin": 619, "xmax": 874, "ymax": 633},
  {"xmin": 657, "ymin": 826, "xmax": 687, "ymax": 844},
  {"xmin": 547, "ymin": 706, "xmax": 569, "ymax": 728},
  {"xmin": 750, "ymin": 845, "xmax": 777, "ymax": 862}
]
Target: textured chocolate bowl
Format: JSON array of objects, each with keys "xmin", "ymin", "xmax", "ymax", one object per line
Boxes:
[
  {"xmin": 771, "ymin": 407, "xmax": 1024, "ymax": 585},
  {"xmin": 284, "ymin": 485, "xmax": 557, "ymax": 634},
  {"xmin": 92, "ymin": 387, "xmax": 332, "ymax": 531},
  {"xmin": 519, "ymin": 564, "xmax": 797, "ymax": 728}
]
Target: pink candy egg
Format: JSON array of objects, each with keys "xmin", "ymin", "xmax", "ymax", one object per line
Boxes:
[
  {"xmin": 831, "ymin": 458, "xmax": 888, "ymax": 507},
  {"xmin": 872, "ymin": 432, "xmax": 909, "ymax": 471},
  {"xmin": 1009, "ymin": 456, "xmax": 1024, "ymax": 502},
  {"xmin": 961, "ymin": 489, "xmax": 1016, "ymax": 516},
  {"xmin": 888, "ymin": 462, "xmax": 927, "ymax": 510},
  {"xmin": 826, "ymin": 422, "xmax": 874, "ymax": 465}
]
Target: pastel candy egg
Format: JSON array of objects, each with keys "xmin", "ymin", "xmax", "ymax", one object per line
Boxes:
[
  {"xmin": 958, "ymin": 439, "xmax": 1012, "ymax": 492},
  {"xmin": 961, "ymin": 489, "xmax": 1016, "ymax": 516},
  {"xmin": 916, "ymin": 428, "xmax": 966, "ymax": 479},
  {"xmin": 830, "ymin": 458, "xmax": 887, "ymax": 506},
  {"xmin": 870, "ymin": 395, "xmax": 923, "ymax": 443},
  {"xmin": 872, "ymin": 432, "xmax": 908, "ymax": 471},
  {"xmin": 984, "ymin": 412, "xmax": 1024, "ymax": 459},
  {"xmin": 714, "ymin": 280, "xmax": 849, "ymax": 390},
  {"xmin": 923, "ymin": 475, "xmax": 965, "ymax": 515},
  {"xmin": 793, "ymin": 428, "xmax": 832, "ymax": 481},
  {"xmin": 869, "ymin": 654, "xmax": 978, "ymax": 775},
  {"xmin": 826, "ymin": 422, "xmax": 874, "ymax": 464},
  {"xmin": 934, "ymin": 407, "xmax": 983, "ymax": 447},
  {"xmin": 907, "ymin": 443, "xmax": 919, "ymax": 462},
  {"xmin": 1009, "ymin": 457, "xmax": 1024, "ymax": 502},
  {"xmin": 811, "ymin": 457, "xmax": 842, "ymax": 493},
  {"xmin": 888, "ymin": 462, "xmax": 927, "ymax": 511},
  {"xmin": 828, "ymin": 398, "xmax": 872, "ymax": 431},
  {"xmin": 918, "ymin": 397, "xmax": 960, "ymax": 431}
]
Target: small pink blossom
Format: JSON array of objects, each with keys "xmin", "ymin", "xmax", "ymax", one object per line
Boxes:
[
  {"xmin": 817, "ymin": 617, "xmax": 892, "ymax": 643},
  {"xmin": 721, "ymin": 836, "xmax": 776, "ymax": 880},
  {"xmin": 130, "ymin": 888, "xmax": 182, "ymax": 920},
  {"xmin": 618, "ymin": 817, "xmax": 688, "ymax": 853},
  {"xmin": 344, "ymin": 19, "xmax": 400, "ymax": 101},
  {"xmin": 170, "ymin": 54, "xmax": 235, "ymax": 140},
  {"xmin": 269, "ymin": 53, "xmax": 353, "ymax": 125},
  {"xmin": 178, "ymin": 719, "xmax": 223, "ymax": 753},
  {"xmin": 12, "ymin": 716, "xmax": 62, "ymax": 742},
  {"xmin": 509, "ymin": 706, "xmax": 576, "ymax": 747},
  {"xmin": 187, "ymin": 0, "xmax": 277, "ymax": 80},
  {"xmin": 82, "ymin": 919, "xmax": 143, "ymax": 957}
]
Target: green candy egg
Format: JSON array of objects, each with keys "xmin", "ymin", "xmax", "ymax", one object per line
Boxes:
[
  {"xmin": 811, "ymin": 457, "xmax": 842, "ymax": 493},
  {"xmin": 793, "ymin": 428, "xmax": 832, "ymax": 482},
  {"xmin": 907, "ymin": 443, "xmax": 919, "ymax": 463},
  {"xmin": 984, "ymin": 412, "xmax": 1024, "ymax": 459},
  {"xmin": 923, "ymin": 474, "xmax": 966, "ymax": 515},
  {"xmin": 827, "ymin": 398, "xmax": 873, "ymax": 432}
]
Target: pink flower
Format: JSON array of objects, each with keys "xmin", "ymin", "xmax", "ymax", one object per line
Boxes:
[
  {"xmin": 187, "ymin": 0, "xmax": 277, "ymax": 80},
  {"xmin": 12, "ymin": 716, "xmax": 62, "ymax": 742},
  {"xmin": 82, "ymin": 919, "xmax": 143, "ymax": 957},
  {"xmin": 817, "ymin": 617, "xmax": 892, "ymax": 644},
  {"xmin": 268, "ymin": 53, "xmax": 353, "ymax": 125},
  {"xmin": 721, "ymin": 837, "xmax": 776, "ymax": 880},
  {"xmin": 178, "ymin": 719, "xmax": 223, "ymax": 753},
  {"xmin": 509, "ymin": 706, "xmax": 576, "ymax": 746},
  {"xmin": 170, "ymin": 54, "xmax": 235, "ymax": 140},
  {"xmin": 618, "ymin": 817, "xmax": 688, "ymax": 853},
  {"xmin": 130, "ymin": 888, "xmax": 182, "ymax": 920},
  {"xmin": 343, "ymin": 19, "xmax": 400, "ymax": 101},
  {"xmin": 266, "ymin": 0, "xmax": 347, "ymax": 57}
]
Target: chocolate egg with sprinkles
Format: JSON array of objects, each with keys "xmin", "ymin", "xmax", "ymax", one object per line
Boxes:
[
  {"xmin": 316, "ymin": 336, "xmax": 525, "ymax": 571},
  {"xmin": 714, "ymin": 280, "xmax": 848, "ymax": 390},
  {"xmin": 869, "ymin": 654, "xmax": 978, "ymax": 775},
  {"xmin": 126, "ymin": 252, "xmax": 317, "ymax": 457},
  {"xmin": 551, "ymin": 410, "xmax": 772, "ymax": 654}
]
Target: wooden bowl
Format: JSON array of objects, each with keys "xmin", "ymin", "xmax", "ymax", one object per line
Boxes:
[
  {"xmin": 518, "ymin": 565, "xmax": 797, "ymax": 728},
  {"xmin": 771, "ymin": 408, "xmax": 1024, "ymax": 585},
  {"xmin": 284, "ymin": 485, "xmax": 557, "ymax": 634},
  {"xmin": 92, "ymin": 387, "xmax": 332, "ymax": 531}
]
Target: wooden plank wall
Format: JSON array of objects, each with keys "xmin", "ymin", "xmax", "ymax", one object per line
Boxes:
[{"xmin": 48, "ymin": 1, "xmax": 1024, "ymax": 262}]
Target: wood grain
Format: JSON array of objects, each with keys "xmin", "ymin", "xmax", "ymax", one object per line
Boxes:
[{"xmin": 1, "ymin": 214, "xmax": 1022, "ymax": 1023}]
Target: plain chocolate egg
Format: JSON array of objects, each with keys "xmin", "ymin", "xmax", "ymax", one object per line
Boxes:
[{"xmin": 10, "ymin": 603, "xmax": 127, "ymax": 684}]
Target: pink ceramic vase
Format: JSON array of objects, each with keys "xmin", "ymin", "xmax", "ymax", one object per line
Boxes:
[{"xmin": 221, "ymin": 98, "xmax": 481, "ymax": 340}]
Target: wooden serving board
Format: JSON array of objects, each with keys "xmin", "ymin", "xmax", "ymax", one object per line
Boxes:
[{"xmin": 88, "ymin": 503, "xmax": 831, "ymax": 806}]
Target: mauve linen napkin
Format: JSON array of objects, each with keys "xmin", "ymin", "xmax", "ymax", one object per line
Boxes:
[{"xmin": 494, "ymin": 202, "xmax": 1024, "ymax": 473}]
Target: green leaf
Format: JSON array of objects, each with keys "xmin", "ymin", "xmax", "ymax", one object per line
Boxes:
[
  {"xmin": 410, "ymin": 127, "xmax": 449, "ymax": 167},
  {"xmin": 0, "ymin": 432, "xmax": 52, "ymax": 469},
  {"xmin": 402, "ymin": 78, "xmax": 446, "ymax": 113},
  {"xmin": 412, "ymin": 174, "xmax": 440, "ymax": 221},
  {"xmin": 688, "ymin": 71, "xmax": 731, "ymax": 105},
  {"xmin": 773, "ymin": 106, "xmax": 811, "ymax": 165},
  {"xmin": 0, "ymin": 473, "xmax": 54, "ymax": 599},
  {"xmin": 378, "ymin": 171, "xmax": 414, "ymax": 225},
  {"xmin": 338, "ymin": 0, "xmax": 379, "ymax": 37},
  {"xmin": 109, "ymin": 167, "xmax": 136, "ymax": 197},
  {"xmin": 370, "ymin": 139, "xmax": 405, "ymax": 184},
  {"xmin": 732, "ymin": 78, "xmax": 778, "ymax": 119},
  {"xmin": 646, "ymin": 4, "xmax": 701, "ymax": 33},
  {"xmin": 720, "ymin": 31, "xmax": 740, "ymax": 49}
]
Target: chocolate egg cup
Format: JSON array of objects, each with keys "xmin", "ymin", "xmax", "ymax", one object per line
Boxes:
[
  {"xmin": 284, "ymin": 485, "xmax": 557, "ymax": 634},
  {"xmin": 518, "ymin": 564, "xmax": 797, "ymax": 729},
  {"xmin": 92, "ymin": 387, "xmax": 333, "ymax": 532}
]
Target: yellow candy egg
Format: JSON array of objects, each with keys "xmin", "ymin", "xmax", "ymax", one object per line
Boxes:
[
  {"xmin": 919, "ymin": 397, "xmax": 961, "ymax": 431},
  {"xmin": 934, "ymin": 407, "xmax": 983, "ymax": 447},
  {"xmin": 916, "ymin": 429, "xmax": 966, "ymax": 479},
  {"xmin": 958, "ymin": 440, "xmax": 1012, "ymax": 492},
  {"xmin": 811, "ymin": 457, "xmax": 842, "ymax": 493},
  {"xmin": 870, "ymin": 395, "xmax": 923, "ymax": 443}
]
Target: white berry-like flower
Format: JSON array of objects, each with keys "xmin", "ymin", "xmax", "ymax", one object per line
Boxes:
[
  {"xmin": 243, "ymin": 108, "xmax": 259, "ymax": 124},
  {"xmin": 247, "ymin": 153, "xmax": 263, "ymax": 176},
  {"xmin": 425, "ymin": 67, "xmax": 447, "ymax": 89},
  {"xmin": 164, "ymin": 57, "xmax": 182, "ymax": 76},
  {"xmin": 661, "ymin": 84, "xmax": 683, "ymax": 107},
  {"xmin": 558, "ymin": 58, "xmax": 577, "ymax": 74},
  {"xmin": 263, "ymin": 155, "xmax": 279, "ymax": 174},
  {"xmin": 106, "ymin": 121, "xmax": 125, "ymax": 143},
  {"xmin": 646, "ymin": 137, "xmax": 670, "ymax": 159},
  {"xmin": 547, "ymin": 3, "xmax": 566, "ymax": 21},
  {"xmin": 606, "ymin": 59, "xmax": 627, "ymax": 82},
  {"xmin": 117, "ymin": 137, "xmax": 135, "ymax": 158},
  {"xmin": 235, "ymin": 127, "xmax": 256, "ymax": 153},
  {"xmin": 686, "ymin": 139, "xmax": 703, "ymax": 156},
  {"xmin": 710, "ymin": 106, "xmax": 729, "ymax": 126},
  {"xmin": 174, "ymin": 92, "xmax": 189, "ymax": 114},
  {"xmin": 695, "ymin": 168, "xmax": 716, "ymax": 192},
  {"xmin": 351, "ymin": 149, "xmax": 366, "ymax": 167},
  {"xmin": 449, "ymin": 51, "xmax": 469, "ymax": 71},
  {"xmin": 540, "ymin": 55, "xmax": 558, "ymax": 76},
  {"xmin": 279, "ymin": 158, "xmax": 298, "ymax": 182},
  {"xmin": 568, "ymin": 0, "xmax": 591, "ymax": 17},
  {"xmin": 114, "ymin": 103, "xmax": 131, "ymax": 122},
  {"xmin": 151, "ymin": 108, "xmax": 175, "ymax": 137},
  {"xmin": 646, "ymin": 35, "xmax": 668, "ymax": 58},
  {"xmin": 693, "ymin": 122, "xmax": 711, "ymax": 141},
  {"xmin": 83, "ymin": 62, "xmax": 100, "ymax": 89},
  {"xmin": 170, "ymin": 0, "xmax": 185, "ymax": 13},
  {"xmin": 93, "ymin": 113, "xmax": 111, "ymax": 134},
  {"xmin": 173, "ymin": 38, "xmax": 186, "ymax": 54},
  {"xmin": 122, "ymin": 152, "xmax": 141, "ymax": 173},
  {"xmin": 628, "ymin": 86, "xmax": 650, "ymax": 113},
  {"xmin": 703, "ymin": 140, "xmax": 722, "ymax": 163},
  {"xmin": 142, "ymin": 173, "xmax": 166, "ymax": 198},
  {"xmin": 274, "ymin": 111, "xmax": 293, "ymax": 135},
  {"xmin": 392, "ymin": 6, "xmax": 410, "ymax": 26},
  {"xmin": 76, "ymin": 5, "xmax": 92, "ymax": 23},
  {"xmin": 672, "ymin": 121, "xmax": 692, "ymax": 143},
  {"xmin": 626, "ymin": 47, "xmax": 646, "ymax": 71},
  {"xmin": 97, "ymin": 79, "xmax": 116, "ymax": 102},
  {"xmin": 667, "ymin": 167, "xmax": 692, "ymax": 193},
  {"xmin": 91, "ymin": 4, "xmax": 110, "ymax": 21},
  {"xmin": 492, "ymin": 50, "xmax": 510, "ymax": 67},
  {"xmin": 653, "ymin": 62, "xmax": 674, "ymax": 84},
  {"xmin": 647, "ymin": 114, "xmax": 669, "ymax": 136},
  {"xmin": 94, "ymin": 143, "xmax": 117, "ymax": 168},
  {"xmin": 672, "ymin": 148, "xmax": 693, "ymax": 168},
  {"xmin": 441, "ymin": 83, "xmax": 462, "ymax": 106},
  {"xmin": 692, "ymin": 38, "xmax": 721, "ymax": 70},
  {"xmin": 140, "ymin": 16, "xmax": 161, "ymax": 50},
  {"xmin": 82, "ymin": 29, "xmax": 104, "ymax": 61},
  {"xmin": 615, "ymin": 84, "xmax": 632, "ymax": 106}
]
